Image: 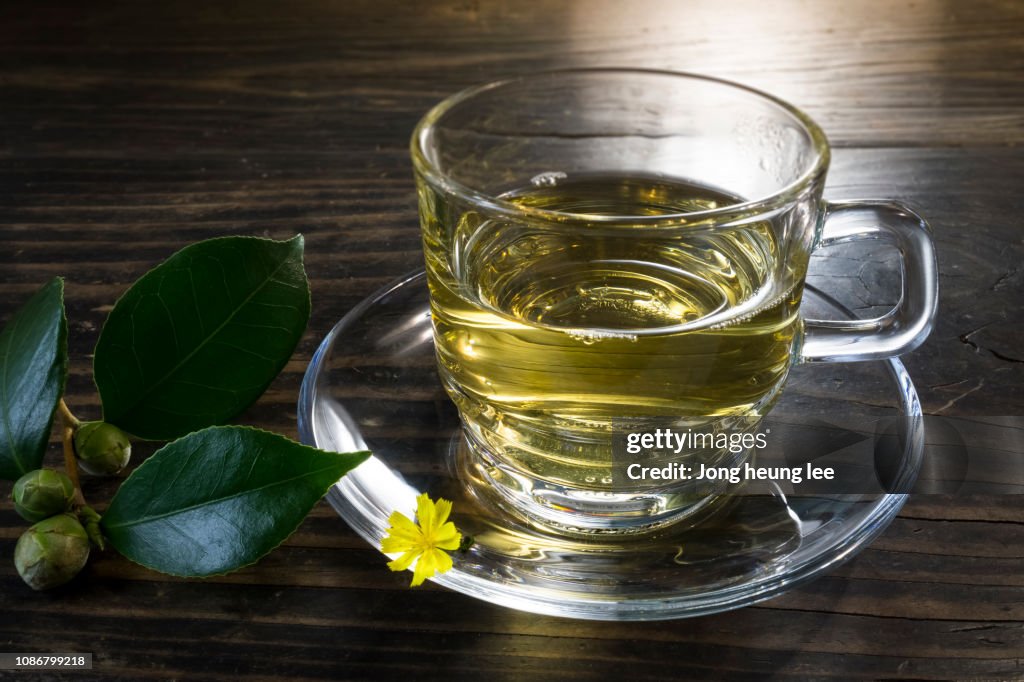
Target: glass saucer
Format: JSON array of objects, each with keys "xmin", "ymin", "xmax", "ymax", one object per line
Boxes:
[{"xmin": 297, "ymin": 271, "xmax": 923, "ymax": 621}]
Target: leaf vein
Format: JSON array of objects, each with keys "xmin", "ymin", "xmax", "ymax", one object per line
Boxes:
[
  {"xmin": 210, "ymin": 340, "xmax": 276, "ymax": 364},
  {"xmin": 266, "ymin": 277, "xmax": 305, "ymax": 291},
  {"xmin": 187, "ymin": 268, "xmax": 205, "ymax": 337},
  {"xmin": 250, "ymin": 301, "xmax": 300, "ymax": 312},
  {"xmin": 104, "ymin": 461, "xmax": 342, "ymax": 531},
  {"xmin": 155, "ymin": 293, "xmax": 181, "ymax": 358},
  {"xmin": 163, "ymin": 379, "xmax": 242, "ymax": 396},
  {"xmin": 128, "ymin": 297, "xmax": 146, "ymax": 383},
  {"xmin": 142, "ymin": 441, "xmax": 202, "ymax": 519},
  {"xmin": 115, "ymin": 247, "xmax": 300, "ymax": 422},
  {"xmin": 228, "ymin": 322, "xmax": 294, "ymax": 334}
]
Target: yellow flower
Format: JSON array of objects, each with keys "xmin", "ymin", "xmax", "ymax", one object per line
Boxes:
[{"xmin": 381, "ymin": 492, "xmax": 462, "ymax": 586}]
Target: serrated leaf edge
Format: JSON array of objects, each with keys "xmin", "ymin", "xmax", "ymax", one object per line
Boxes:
[{"xmin": 101, "ymin": 423, "xmax": 369, "ymax": 578}]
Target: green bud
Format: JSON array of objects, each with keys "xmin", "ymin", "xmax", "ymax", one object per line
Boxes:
[
  {"xmin": 11, "ymin": 469, "xmax": 76, "ymax": 522},
  {"xmin": 74, "ymin": 421, "xmax": 132, "ymax": 476},
  {"xmin": 14, "ymin": 514, "xmax": 91, "ymax": 591}
]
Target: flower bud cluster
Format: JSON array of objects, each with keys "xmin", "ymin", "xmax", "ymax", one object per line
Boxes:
[
  {"xmin": 9, "ymin": 420, "xmax": 131, "ymax": 590},
  {"xmin": 10, "ymin": 469, "xmax": 94, "ymax": 590}
]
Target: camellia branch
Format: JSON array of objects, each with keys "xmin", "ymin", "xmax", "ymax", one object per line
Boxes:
[
  {"xmin": 57, "ymin": 398, "xmax": 80, "ymax": 428},
  {"xmin": 57, "ymin": 398, "xmax": 85, "ymax": 506},
  {"xmin": 3, "ymin": 236, "xmax": 343, "ymax": 591}
]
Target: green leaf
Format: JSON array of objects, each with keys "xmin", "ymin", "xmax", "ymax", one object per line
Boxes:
[
  {"xmin": 101, "ymin": 426, "xmax": 369, "ymax": 577},
  {"xmin": 0, "ymin": 278, "xmax": 68, "ymax": 480},
  {"xmin": 94, "ymin": 235, "xmax": 310, "ymax": 440}
]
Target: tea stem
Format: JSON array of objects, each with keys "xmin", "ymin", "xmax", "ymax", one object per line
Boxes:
[
  {"xmin": 58, "ymin": 398, "xmax": 85, "ymax": 506},
  {"xmin": 57, "ymin": 398, "xmax": 80, "ymax": 428}
]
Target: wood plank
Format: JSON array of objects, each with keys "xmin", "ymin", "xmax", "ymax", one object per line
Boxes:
[
  {"xmin": 0, "ymin": 0, "xmax": 1020, "ymax": 148},
  {"xmin": 0, "ymin": 0, "xmax": 1021, "ymax": 678}
]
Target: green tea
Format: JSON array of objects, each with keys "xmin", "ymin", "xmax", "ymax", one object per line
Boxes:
[{"xmin": 421, "ymin": 173, "xmax": 809, "ymax": 487}]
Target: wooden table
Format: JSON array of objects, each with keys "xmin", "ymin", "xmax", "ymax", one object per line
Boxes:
[{"xmin": 1, "ymin": 1, "xmax": 1021, "ymax": 679}]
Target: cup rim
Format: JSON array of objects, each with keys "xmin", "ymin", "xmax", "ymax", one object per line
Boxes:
[{"xmin": 410, "ymin": 68, "xmax": 831, "ymax": 227}]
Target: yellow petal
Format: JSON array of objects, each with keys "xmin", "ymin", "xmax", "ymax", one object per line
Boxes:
[
  {"xmin": 434, "ymin": 523, "xmax": 461, "ymax": 551},
  {"xmin": 386, "ymin": 511, "xmax": 421, "ymax": 541},
  {"xmin": 433, "ymin": 520, "xmax": 459, "ymax": 543},
  {"xmin": 415, "ymin": 493, "xmax": 436, "ymax": 533},
  {"xmin": 381, "ymin": 510, "xmax": 423, "ymax": 553},
  {"xmin": 427, "ymin": 547, "xmax": 454, "ymax": 575},
  {"xmin": 410, "ymin": 548, "xmax": 438, "ymax": 586},
  {"xmin": 431, "ymin": 498, "xmax": 454, "ymax": 531},
  {"xmin": 381, "ymin": 535, "xmax": 417, "ymax": 554},
  {"xmin": 434, "ymin": 538, "xmax": 460, "ymax": 552},
  {"xmin": 387, "ymin": 549, "xmax": 420, "ymax": 572}
]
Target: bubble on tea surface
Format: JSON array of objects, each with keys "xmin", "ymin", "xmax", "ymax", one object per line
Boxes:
[{"xmin": 530, "ymin": 171, "xmax": 568, "ymax": 187}]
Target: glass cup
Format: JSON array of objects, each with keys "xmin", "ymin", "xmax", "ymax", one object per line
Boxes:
[{"xmin": 411, "ymin": 69, "xmax": 938, "ymax": 534}]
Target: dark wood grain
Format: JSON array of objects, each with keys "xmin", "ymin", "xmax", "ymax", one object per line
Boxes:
[{"xmin": 0, "ymin": 0, "xmax": 1022, "ymax": 679}]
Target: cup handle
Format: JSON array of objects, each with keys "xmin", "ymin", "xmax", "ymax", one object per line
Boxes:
[{"xmin": 800, "ymin": 200, "xmax": 939, "ymax": 363}]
